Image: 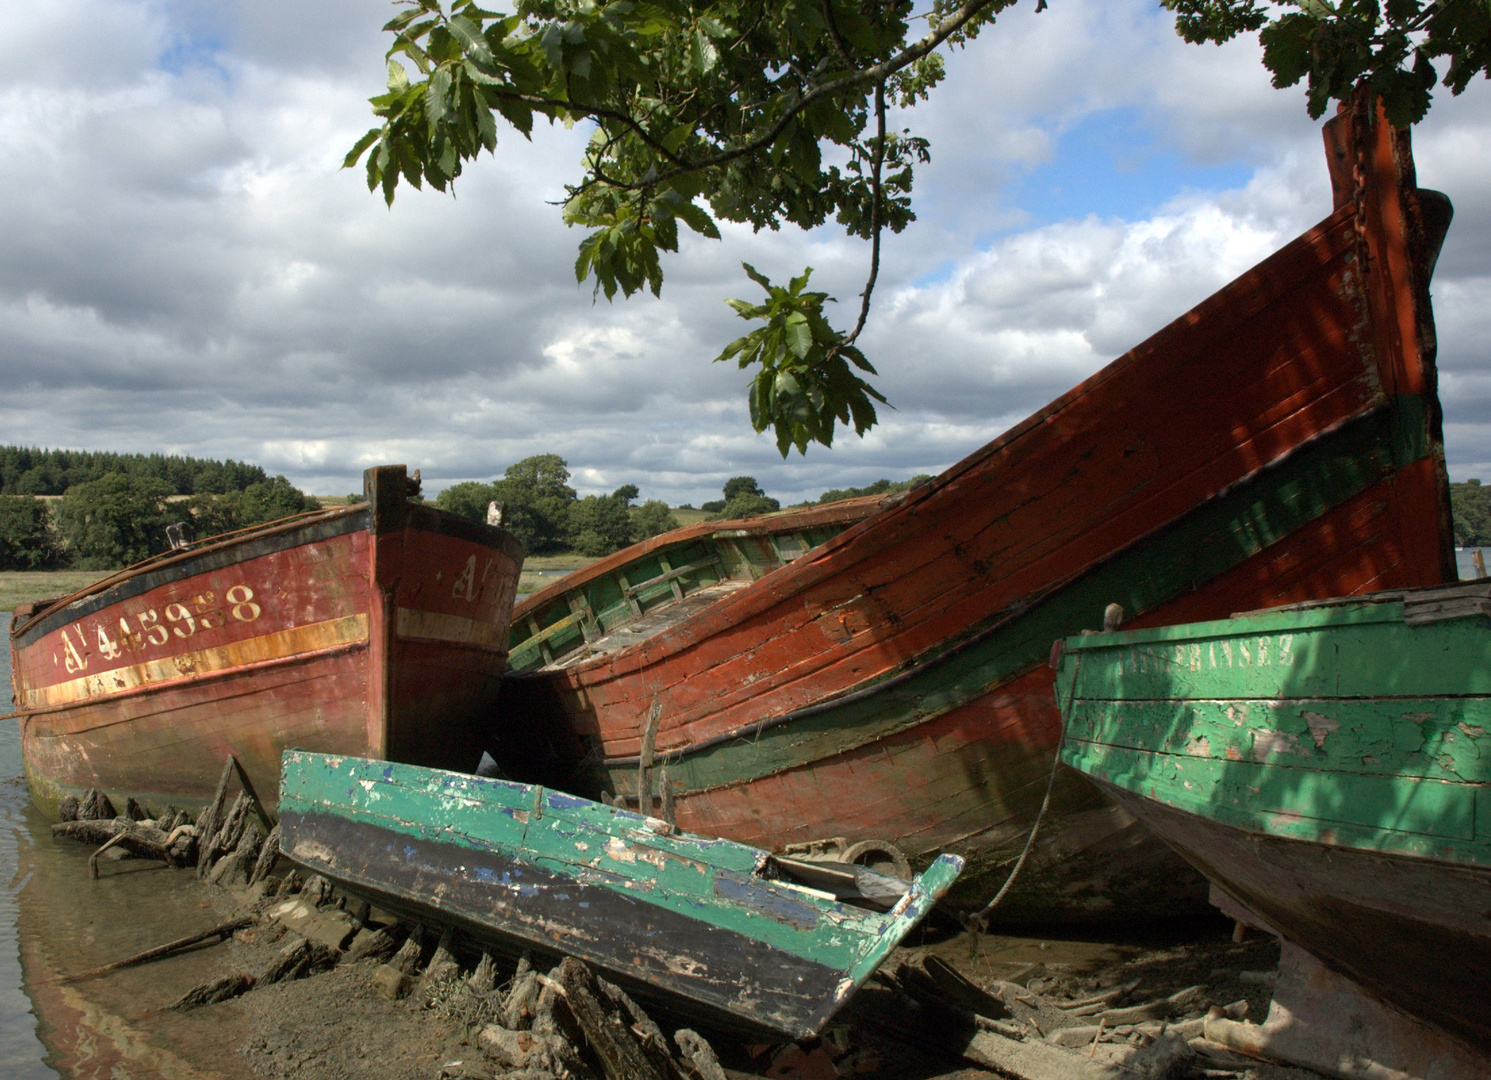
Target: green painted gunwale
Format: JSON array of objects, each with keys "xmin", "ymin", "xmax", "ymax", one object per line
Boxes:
[
  {"xmin": 592, "ymin": 398, "xmax": 1435, "ymax": 802},
  {"xmin": 278, "ymin": 750, "xmax": 962, "ymax": 979},
  {"xmin": 1056, "ymin": 593, "xmax": 1491, "ymax": 866}
]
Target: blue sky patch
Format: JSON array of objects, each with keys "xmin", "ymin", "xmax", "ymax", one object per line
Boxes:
[{"xmin": 1012, "ymin": 107, "xmax": 1252, "ymax": 224}]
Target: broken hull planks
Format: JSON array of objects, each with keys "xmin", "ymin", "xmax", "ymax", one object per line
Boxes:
[
  {"xmin": 277, "ymin": 751, "xmax": 962, "ymax": 1039},
  {"xmin": 10, "ymin": 466, "xmax": 523, "ymax": 817},
  {"xmin": 1056, "ymin": 584, "xmax": 1491, "ymax": 1053},
  {"xmin": 495, "ymin": 101, "xmax": 1456, "ymax": 921}
]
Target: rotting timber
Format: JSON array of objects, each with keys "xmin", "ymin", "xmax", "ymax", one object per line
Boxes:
[
  {"xmin": 495, "ymin": 95, "xmax": 1457, "ymax": 922},
  {"xmin": 276, "ymin": 749, "xmax": 963, "ymax": 1039},
  {"xmin": 1055, "ymin": 579, "xmax": 1491, "ymax": 1076},
  {"xmin": 10, "ymin": 465, "xmax": 524, "ymax": 817}
]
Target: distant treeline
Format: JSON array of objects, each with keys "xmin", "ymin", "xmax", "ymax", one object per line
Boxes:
[
  {"xmin": 0, "ymin": 445, "xmax": 270, "ymax": 497},
  {"xmin": 0, "ymin": 455, "xmax": 316, "ymax": 571},
  {"xmin": 815, "ymin": 475, "xmax": 932, "ymax": 504},
  {"xmin": 1452, "ymin": 480, "xmax": 1491, "ymax": 547}
]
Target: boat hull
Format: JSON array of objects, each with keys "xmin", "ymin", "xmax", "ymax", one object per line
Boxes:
[
  {"xmin": 278, "ymin": 751, "xmax": 963, "ymax": 1038},
  {"xmin": 1095, "ymin": 781, "xmax": 1491, "ymax": 1054},
  {"xmin": 1056, "ymin": 583, "xmax": 1491, "ymax": 1054},
  {"xmin": 10, "ymin": 466, "xmax": 523, "ymax": 816},
  {"xmin": 499, "ymin": 100, "xmax": 1456, "ymax": 921}
]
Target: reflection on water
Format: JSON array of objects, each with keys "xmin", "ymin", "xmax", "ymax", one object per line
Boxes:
[
  {"xmin": 2, "ymin": 613, "xmax": 253, "ymax": 1079},
  {"xmin": 1, "ymin": 613, "xmax": 56, "ymax": 1077}
]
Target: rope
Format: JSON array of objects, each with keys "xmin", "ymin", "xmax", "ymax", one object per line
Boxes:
[{"xmin": 965, "ymin": 648, "xmax": 1083, "ymax": 935}]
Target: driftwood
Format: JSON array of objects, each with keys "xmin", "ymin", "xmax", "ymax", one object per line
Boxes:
[
  {"xmin": 467, "ymin": 951, "xmax": 497, "ymax": 994},
  {"xmin": 52, "ymin": 818, "xmax": 196, "ymax": 875},
  {"xmin": 259, "ymin": 937, "xmax": 338, "ymax": 985},
  {"xmin": 675, "ymin": 1030, "xmax": 727, "ymax": 1080},
  {"xmin": 344, "ymin": 926, "xmax": 402, "ymax": 964},
  {"xmin": 169, "ymin": 973, "xmax": 256, "ymax": 1011},
  {"xmin": 196, "ymin": 758, "xmax": 236, "ymax": 847},
  {"xmin": 389, "ymin": 925, "xmax": 425, "ymax": 976},
  {"xmin": 551, "ymin": 957, "xmax": 670, "ymax": 1080},
  {"xmin": 246, "ymin": 821, "xmax": 280, "ymax": 885},
  {"xmin": 58, "ymin": 916, "xmax": 253, "ymax": 983},
  {"xmin": 58, "ymin": 794, "xmax": 80, "ymax": 822},
  {"xmin": 80, "ymin": 789, "xmax": 115, "ymax": 821}
]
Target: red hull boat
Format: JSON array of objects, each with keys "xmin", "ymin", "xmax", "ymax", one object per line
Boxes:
[
  {"xmin": 9, "ymin": 465, "xmax": 523, "ymax": 817},
  {"xmin": 499, "ymin": 100, "xmax": 1456, "ymax": 921}
]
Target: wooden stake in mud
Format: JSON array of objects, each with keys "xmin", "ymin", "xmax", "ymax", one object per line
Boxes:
[{"xmin": 56, "ymin": 916, "xmax": 252, "ymax": 984}]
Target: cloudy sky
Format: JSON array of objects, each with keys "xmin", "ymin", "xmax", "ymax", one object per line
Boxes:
[{"xmin": 2, "ymin": 1, "xmax": 1488, "ymax": 505}]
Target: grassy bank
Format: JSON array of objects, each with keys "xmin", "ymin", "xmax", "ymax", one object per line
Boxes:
[
  {"xmin": 518, "ymin": 553, "xmax": 596, "ymax": 596},
  {"xmin": 1, "ymin": 571, "xmax": 114, "ymax": 614}
]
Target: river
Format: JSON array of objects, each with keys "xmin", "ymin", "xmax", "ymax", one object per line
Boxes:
[{"xmin": 0, "ymin": 613, "xmax": 55, "ymax": 1076}]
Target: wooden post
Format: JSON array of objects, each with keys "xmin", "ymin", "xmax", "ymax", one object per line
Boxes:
[{"xmin": 638, "ymin": 701, "xmax": 661, "ymax": 818}]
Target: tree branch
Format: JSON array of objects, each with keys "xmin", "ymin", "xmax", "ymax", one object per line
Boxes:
[{"xmin": 840, "ymin": 81, "xmax": 886, "ymax": 350}]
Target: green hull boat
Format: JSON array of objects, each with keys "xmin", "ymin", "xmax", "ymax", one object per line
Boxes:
[
  {"xmin": 277, "ymin": 750, "xmax": 962, "ymax": 1038},
  {"xmin": 1054, "ymin": 583, "xmax": 1491, "ymax": 1064}
]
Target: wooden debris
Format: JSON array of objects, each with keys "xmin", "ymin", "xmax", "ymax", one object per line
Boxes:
[
  {"xmin": 675, "ymin": 1029, "xmax": 727, "ymax": 1080},
  {"xmin": 550, "ymin": 956, "xmax": 671, "ymax": 1080},
  {"xmin": 370, "ymin": 965, "xmax": 414, "ymax": 1001},
  {"xmin": 195, "ymin": 757, "xmax": 236, "ymax": 856},
  {"xmin": 344, "ymin": 926, "xmax": 402, "ymax": 964},
  {"xmin": 502, "ymin": 970, "xmax": 541, "ymax": 1031},
  {"xmin": 58, "ymin": 916, "xmax": 253, "ymax": 984},
  {"xmin": 58, "ymin": 794, "xmax": 80, "ymax": 822},
  {"xmin": 389, "ymin": 925, "xmax": 425, "ymax": 976},
  {"xmin": 123, "ymin": 796, "xmax": 148, "ymax": 821},
  {"xmin": 298, "ymin": 873, "xmax": 333, "ymax": 907},
  {"xmin": 247, "ymin": 823, "xmax": 280, "ymax": 885},
  {"xmin": 258, "ymin": 937, "xmax": 337, "ymax": 986},
  {"xmin": 467, "ymin": 951, "xmax": 497, "ymax": 995},
  {"xmin": 170, "ymin": 973, "xmax": 256, "ymax": 1011}
]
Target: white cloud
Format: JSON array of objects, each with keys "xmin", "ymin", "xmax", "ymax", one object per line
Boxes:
[{"xmin": 0, "ymin": 0, "xmax": 1487, "ymax": 508}]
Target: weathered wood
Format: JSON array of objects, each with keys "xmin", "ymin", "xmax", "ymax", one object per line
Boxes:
[
  {"xmin": 279, "ymin": 751, "xmax": 963, "ymax": 1038},
  {"xmin": 637, "ymin": 701, "xmax": 661, "ymax": 818},
  {"xmin": 230, "ymin": 755, "xmax": 274, "ymax": 836},
  {"xmin": 674, "ymin": 1030, "xmax": 727, "ymax": 1080},
  {"xmin": 1058, "ymin": 586, "xmax": 1491, "ymax": 1053},
  {"xmin": 247, "ymin": 823, "xmax": 280, "ymax": 884},
  {"xmin": 57, "ymin": 794, "xmax": 80, "ymax": 822},
  {"xmin": 196, "ymin": 756, "xmax": 237, "ymax": 842},
  {"xmin": 10, "ymin": 464, "xmax": 524, "ymax": 821},
  {"xmin": 493, "ymin": 101, "xmax": 1454, "ymax": 923},
  {"xmin": 344, "ymin": 926, "xmax": 401, "ymax": 964},
  {"xmin": 389, "ymin": 925, "xmax": 424, "ymax": 976},
  {"xmin": 169, "ymin": 973, "xmax": 256, "ymax": 1011},
  {"xmin": 58, "ymin": 916, "xmax": 252, "ymax": 983},
  {"xmin": 259, "ymin": 938, "xmax": 337, "ymax": 985},
  {"xmin": 79, "ymin": 789, "xmax": 115, "ymax": 821},
  {"xmin": 551, "ymin": 958, "xmax": 669, "ymax": 1080},
  {"xmin": 467, "ymin": 950, "xmax": 497, "ymax": 994},
  {"xmin": 123, "ymin": 796, "xmax": 148, "ymax": 822}
]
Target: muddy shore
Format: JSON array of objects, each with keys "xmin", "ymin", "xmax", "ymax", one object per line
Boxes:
[{"xmin": 20, "ymin": 839, "xmax": 1327, "ymax": 1080}]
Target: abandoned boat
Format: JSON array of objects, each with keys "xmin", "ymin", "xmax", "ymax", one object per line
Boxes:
[
  {"xmin": 507, "ymin": 495, "xmax": 883, "ymax": 673},
  {"xmin": 10, "ymin": 465, "xmax": 523, "ymax": 817},
  {"xmin": 277, "ymin": 749, "xmax": 963, "ymax": 1038},
  {"xmin": 1054, "ymin": 580, "xmax": 1491, "ymax": 1064},
  {"xmin": 496, "ymin": 96, "xmax": 1457, "ymax": 921}
]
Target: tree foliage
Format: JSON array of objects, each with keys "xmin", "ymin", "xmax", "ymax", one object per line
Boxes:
[
  {"xmin": 632, "ymin": 498, "xmax": 679, "ymax": 538},
  {"xmin": 436, "ymin": 455, "xmax": 664, "ymax": 555},
  {"xmin": 0, "ymin": 496, "xmax": 66, "ymax": 571},
  {"xmin": 1165, "ymin": 1, "xmax": 1491, "ymax": 126},
  {"xmin": 570, "ymin": 484, "xmax": 638, "ymax": 555},
  {"xmin": 817, "ymin": 473, "xmax": 931, "ymax": 502},
  {"xmin": 703, "ymin": 475, "xmax": 781, "ymax": 518},
  {"xmin": 1451, "ymin": 479, "xmax": 1491, "ymax": 546},
  {"xmin": 187, "ymin": 477, "xmax": 319, "ymax": 538},
  {"xmin": 350, "ymin": 0, "xmax": 1490, "ymax": 453},
  {"xmin": 54, "ymin": 474, "xmax": 175, "ymax": 570},
  {"xmin": 0, "ymin": 445, "xmax": 270, "ymax": 497}
]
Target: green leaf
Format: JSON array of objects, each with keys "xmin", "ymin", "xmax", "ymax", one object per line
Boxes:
[
  {"xmin": 343, "ymin": 128, "xmax": 381, "ymax": 169},
  {"xmin": 449, "ymin": 14, "xmax": 494, "ymax": 63},
  {"xmin": 387, "ymin": 59, "xmax": 411, "ymax": 92}
]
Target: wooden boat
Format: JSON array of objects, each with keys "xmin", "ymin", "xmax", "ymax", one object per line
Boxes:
[
  {"xmin": 9, "ymin": 465, "xmax": 523, "ymax": 817},
  {"xmin": 507, "ymin": 495, "xmax": 883, "ymax": 673},
  {"xmin": 1054, "ymin": 581, "xmax": 1491, "ymax": 1069},
  {"xmin": 277, "ymin": 749, "xmax": 963, "ymax": 1038},
  {"xmin": 496, "ymin": 96, "xmax": 1456, "ymax": 922}
]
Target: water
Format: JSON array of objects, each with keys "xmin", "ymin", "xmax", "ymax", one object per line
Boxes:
[
  {"xmin": 0, "ymin": 612, "xmax": 57, "ymax": 1078},
  {"xmin": 1456, "ymin": 547, "xmax": 1488, "ymax": 580},
  {"xmin": 1, "ymin": 613, "xmax": 254, "ymax": 1080}
]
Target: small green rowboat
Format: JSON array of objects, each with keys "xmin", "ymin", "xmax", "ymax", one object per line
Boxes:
[
  {"xmin": 277, "ymin": 750, "xmax": 962, "ymax": 1037},
  {"xmin": 1054, "ymin": 582, "xmax": 1491, "ymax": 1058}
]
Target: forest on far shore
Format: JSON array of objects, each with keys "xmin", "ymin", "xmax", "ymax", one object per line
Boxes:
[{"xmin": 0, "ymin": 446, "xmax": 927, "ymax": 572}]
